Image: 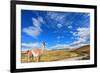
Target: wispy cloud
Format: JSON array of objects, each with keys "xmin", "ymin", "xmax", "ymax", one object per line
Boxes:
[
  {"xmin": 77, "ymin": 27, "xmax": 90, "ymax": 38},
  {"xmin": 23, "ymin": 17, "xmax": 44, "ymax": 39},
  {"xmin": 37, "ymin": 16, "xmax": 45, "ymax": 24},
  {"xmin": 51, "ymin": 27, "xmax": 90, "ymax": 50},
  {"xmin": 46, "ymin": 12, "xmax": 67, "ymax": 28},
  {"xmin": 47, "ymin": 12, "xmax": 66, "ymax": 22},
  {"xmin": 57, "ymin": 36, "xmax": 64, "ymax": 39},
  {"xmin": 68, "ymin": 25, "xmax": 72, "ymax": 29},
  {"xmin": 57, "ymin": 24, "xmax": 63, "ymax": 28},
  {"xmin": 32, "ymin": 17, "xmax": 44, "ymax": 28},
  {"xmin": 21, "ymin": 42, "xmax": 42, "ymax": 51},
  {"xmin": 23, "ymin": 26, "xmax": 41, "ymax": 38},
  {"xmin": 72, "ymin": 27, "xmax": 90, "ymax": 45},
  {"xmin": 22, "ymin": 43, "xmax": 40, "ymax": 48}
]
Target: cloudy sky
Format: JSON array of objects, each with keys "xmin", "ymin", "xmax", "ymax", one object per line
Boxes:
[{"xmin": 21, "ymin": 10, "xmax": 90, "ymax": 51}]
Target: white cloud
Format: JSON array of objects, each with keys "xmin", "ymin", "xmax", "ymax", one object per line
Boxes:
[
  {"xmin": 23, "ymin": 26, "xmax": 41, "ymax": 39},
  {"xmin": 68, "ymin": 25, "xmax": 72, "ymax": 29},
  {"xmin": 47, "ymin": 12, "xmax": 66, "ymax": 23},
  {"xmin": 32, "ymin": 17, "xmax": 41, "ymax": 28},
  {"xmin": 70, "ymin": 31, "xmax": 77, "ymax": 36},
  {"xmin": 32, "ymin": 17, "xmax": 44, "ymax": 29},
  {"xmin": 72, "ymin": 27, "xmax": 90, "ymax": 45},
  {"xmin": 77, "ymin": 27, "xmax": 90, "ymax": 38},
  {"xmin": 21, "ymin": 42, "xmax": 42, "ymax": 51},
  {"xmin": 46, "ymin": 12, "xmax": 74, "ymax": 29},
  {"xmin": 37, "ymin": 16, "xmax": 45, "ymax": 24},
  {"xmin": 72, "ymin": 32, "xmax": 78, "ymax": 36},
  {"xmin": 57, "ymin": 24, "xmax": 63, "ymax": 28},
  {"xmin": 22, "ymin": 43, "xmax": 40, "ymax": 48},
  {"xmin": 23, "ymin": 17, "xmax": 44, "ymax": 39}
]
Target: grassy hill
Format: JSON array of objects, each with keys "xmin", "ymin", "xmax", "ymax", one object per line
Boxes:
[
  {"xmin": 71, "ymin": 45, "xmax": 90, "ymax": 59},
  {"xmin": 21, "ymin": 45, "xmax": 90, "ymax": 63}
]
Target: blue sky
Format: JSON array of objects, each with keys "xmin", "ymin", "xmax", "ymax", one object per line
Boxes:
[{"xmin": 21, "ymin": 10, "xmax": 90, "ymax": 51}]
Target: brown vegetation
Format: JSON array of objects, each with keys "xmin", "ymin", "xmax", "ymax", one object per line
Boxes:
[{"xmin": 21, "ymin": 45, "xmax": 90, "ymax": 63}]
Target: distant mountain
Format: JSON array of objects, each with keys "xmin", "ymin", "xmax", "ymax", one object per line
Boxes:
[
  {"xmin": 49, "ymin": 44, "xmax": 70, "ymax": 50},
  {"xmin": 49, "ymin": 43, "xmax": 89, "ymax": 50}
]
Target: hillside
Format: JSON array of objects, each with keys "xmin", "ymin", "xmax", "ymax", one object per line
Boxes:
[
  {"xmin": 71, "ymin": 45, "xmax": 90, "ymax": 60},
  {"xmin": 21, "ymin": 45, "xmax": 90, "ymax": 63}
]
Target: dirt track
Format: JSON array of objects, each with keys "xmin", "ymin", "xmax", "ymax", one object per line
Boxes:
[{"xmin": 60, "ymin": 54, "xmax": 88, "ymax": 61}]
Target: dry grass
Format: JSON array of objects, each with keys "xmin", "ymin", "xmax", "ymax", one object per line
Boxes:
[{"xmin": 21, "ymin": 45, "xmax": 90, "ymax": 63}]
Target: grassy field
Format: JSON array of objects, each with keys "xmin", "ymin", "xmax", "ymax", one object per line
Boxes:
[{"xmin": 21, "ymin": 45, "xmax": 90, "ymax": 63}]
